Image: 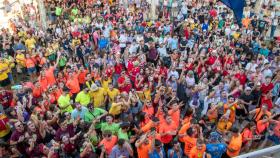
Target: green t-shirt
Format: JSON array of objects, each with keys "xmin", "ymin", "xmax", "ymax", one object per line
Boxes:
[
  {"xmin": 117, "ymin": 128, "xmax": 129, "ymax": 141},
  {"xmin": 101, "ymin": 122, "xmax": 120, "ymax": 135},
  {"xmin": 218, "ymin": 19, "xmax": 225, "ymax": 29},
  {"xmin": 58, "ymin": 95, "xmax": 73, "ymax": 113},
  {"xmin": 75, "ymin": 91, "xmax": 91, "ymax": 106},
  {"xmin": 84, "ymin": 16, "xmax": 91, "ymax": 24},
  {"xmin": 71, "ymin": 8, "xmax": 78, "ymax": 15},
  {"xmin": 55, "ymin": 7, "xmax": 63, "ymax": 16},
  {"xmin": 59, "ymin": 56, "xmax": 67, "ymax": 67},
  {"xmin": 89, "ymin": 135, "xmax": 99, "ymax": 146},
  {"xmin": 84, "ymin": 108, "xmax": 106, "ymax": 121}
]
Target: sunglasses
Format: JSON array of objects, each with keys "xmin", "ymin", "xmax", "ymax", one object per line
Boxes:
[{"xmin": 105, "ymin": 134, "xmax": 112, "ymax": 137}]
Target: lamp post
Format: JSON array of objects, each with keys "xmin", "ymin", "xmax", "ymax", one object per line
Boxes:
[{"xmin": 37, "ymin": 0, "xmax": 47, "ymax": 30}]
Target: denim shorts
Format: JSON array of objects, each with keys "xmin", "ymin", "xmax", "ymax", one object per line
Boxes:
[
  {"xmin": 268, "ymin": 135, "xmax": 280, "ymax": 145},
  {"xmin": 27, "ymin": 67, "xmax": 36, "ymax": 74}
]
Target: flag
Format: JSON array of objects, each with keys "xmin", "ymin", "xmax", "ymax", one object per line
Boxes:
[{"xmin": 221, "ymin": 0, "xmax": 245, "ymax": 26}]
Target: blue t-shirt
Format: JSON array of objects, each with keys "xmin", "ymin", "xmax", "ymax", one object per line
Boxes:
[
  {"xmin": 167, "ymin": 148, "xmax": 183, "ymax": 158},
  {"xmin": 98, "ymin": 38, "xmax": 108, "ymax": 49},
  {"xmin": 252, "ymin": 41, "xmax": 260, "ymax": 53},
  {"xmin": 206, "ymin": 143, "xmax": 227, "ymax": 158},
  {"xmin": 202, "ymin": 23, "xmax": 209, "ymax": 31},
  {"xmin": 259, "ymin": 48, "xmax": 269, "ymax": 57},
  {"xmin": 149, "ymin": 148, "xmax": 166, "ymax": 158}
]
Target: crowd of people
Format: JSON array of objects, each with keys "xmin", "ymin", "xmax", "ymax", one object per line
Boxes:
[{"xmin": 0, "ymin": 0, "xmax": 280, "ymax": 157}]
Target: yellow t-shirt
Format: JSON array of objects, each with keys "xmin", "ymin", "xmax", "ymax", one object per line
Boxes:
[
  {"xmin": 52, "ymin": 42, "xmax": 60, "ymax": 51},
  {"xmin": 101, "ymin": 78, "xmax": 112, "ymax": 91},
  {"xmin": 0, "ymin": 62, "xmax": 9, "ymax": 81},
  {"xmin": 109, "ymin": 103, "xmax": 122, "ymax": 115},
  {"xmin": 16, "ymin": 54, "xmax": 26, "ymax": 67},
  {"xmin": 217, "ymin": 120, "xmax": 232, "ymax": 133},
  {"xmin": 45, "ymin": 47, "xmax": 54, "ymax": 56},
  {"xmin": 25, "ymin": 38, "xmax": 36, "ymax": 50},
  {"xmin": 18, "ymin": 31, "xmax": 27, "ymax": 39},
  {"xmin": 90, "ymin": 88, "xmax": 107, "ymax": 107},
  {"xmin": 137, "ymin": 89, "xmax": 152, "ymax": 102},
  {"xmin": 107, "ymin": 88, "xmax": 120, "ymax": 103},
  {"xmin": 233, "ymin": 32, "xmax": 240, "ymax": 40},
  {"xmin": 0, "ymin": 114, "xmax": 10, "ymax": 138},
  {"xmin": 72, "ymin": 39, "xmax": 81, "ymax": 47},
  {"xmin": 4, "ymin": 56, "xmax": 15, "ymax": 69},
  {"xmin": 2, "ymin": 59, "xmax": 11, "ymax": 73}
]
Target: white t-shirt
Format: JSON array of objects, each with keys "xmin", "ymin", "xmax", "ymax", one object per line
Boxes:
[
  {"xmin": 157, "ymin": 46, "xmax": 168, "ymax": 58},
  {"xmin": 245, "ymin": 62, "xmax": 258, "ymax": 72},
  {"xmin": 119, "ymin": 34, "xmax": 127, "ymax": 48}
]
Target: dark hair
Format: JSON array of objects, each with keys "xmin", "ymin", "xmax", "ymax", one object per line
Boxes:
[
  {"xmin": 151, "ymin": 117, "xmax": 159, "ymax": 122},
  {"xmin": 187, "ymin": 128, "xmax": 194, "ymax": 136},
  {"xmin": 117, "ymin": 139, "xmax": 125, "ymax": 146},
  {"xmin": 155, "ymin": 139, "xmax": 162, "ymax": 147},
  {"xmin": 185, "ymin": 108, "xmax": 194, "ymax": 117},
  {"xmin": 228, "ymin": 95, "xmax": 234, "ymax": 99},
  {"xmin": 58, "ymin": 117, "xmax": 66, "ymax": 125},
  {"xmin": 231, "ymin": 127, "xmax": 239, "ymax": 133}
]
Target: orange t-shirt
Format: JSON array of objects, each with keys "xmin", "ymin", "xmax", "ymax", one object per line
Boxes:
[
  {"xmin": 38, "ymin": 57, "xmax": 47, "ymax": 67},
  {"xmin": 33, "ymin": 87, "xmax": 43, "ymax": 98},
  {"xmin": 137, "ymin": 141, "xmax": 152, "ymax": 158},
  {"xmin": 25, "ymin": 58, "xmax": 35, "ymax": 68},
  {"xmin": 99, "ymin": 136, "xmax": 118, "ymax": 155},
  {"xmin": 254, "ymin": 108, "xmax": 271, "ymax": 122},
  {"xmin": 143, "ymin": 106, "xmax": 154, "ymax": 117},
  {"xmin": 156, "ymin": 111, "xmax": 165, "ymax": 124},
  {"xmin": 183, "ymin": 135, "xmax": 197, "ymax": 156},
  {"xmin": 207, "ymin": 109, "xmax": 218, "ymax": 123},
  {"xmin": 159, "ymin": 121, "xmax": 177, "ymax": 144},
  {"xmin": 223, "ymin": 103, "xmax": 238, "ymax": 123},
  {"xmin": 256, "ymin": 120, "xmax": 269, "ymax": 135},
  {"xmin": 241, "ymin": 128, "xmax": 253, "ymax": 144},
  {"xmin": 66, "ymin": 74, "xmax": 80, "ymax": 94},
  {"xmin": 189, "ymin": 144, "xmax": 206, "ymax": 158},
  {"xmin": 179, "ymin": 122, "xmax": 190, "ymax": 142},
  {"xmin": 183, "ymin": 116, "xmax": 192, "ymax": 124},
  {"xmin": 168, "ymin": 109, "xmax": 180, "ymax": 128},
  {"xmin": 39, "ymin": 76, "xmax": 48, "ymax": 92},
  {"xmin": 78, "ymin": 70, "xmax": 88, "ymax": 84},
  {"xmin": 45, "ymin": 67, "xmax": 56, "ymax": 86},
  {"xmin": 141, "ymin": 120, "xmax": 157, "ymax": 133},
  {"xmin": 53, "ymin": 89, "xmax": 62, "ymax": 101},
  {"xmin": 226, "ymin": 134, "xmax": 242, "ymax": 157},
  {"xmin": 242, "ymin": 18, "xmax": 251, "ymax": 28}
]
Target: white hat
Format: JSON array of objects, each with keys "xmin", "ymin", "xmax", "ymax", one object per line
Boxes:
[
  {"xmin": 245, "ymin": 87, "xmax": 252, "ymax": 91},
  {"xmin": 90, "ymin": 84, "xmax": 99, "ymax": 91}
]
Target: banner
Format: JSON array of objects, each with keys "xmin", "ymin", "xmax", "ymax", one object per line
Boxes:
[{"xmin": 221, "ymin": 0, "xmax": 245, "ymax": 26}]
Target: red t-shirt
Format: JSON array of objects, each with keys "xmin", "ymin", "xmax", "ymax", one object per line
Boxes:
[
  {"xmin": 130, "ymin": 67, "xmax": 140, "ymax": 83},
  {"xmin": 127, "ymin": 60, "xmax": 134, "ymax": 72},
  {"xmin": 63, "ymin": 143, "xmax": 76, "ymax": 154},
  {"xmin": 209, "ymin": 9, "xmax": 217, "ymax": 17},
  {"xmin": 206, "ymin": 56, "xmax": 217, "ymax": 65},
  {"xmin": 114, "ymin": 64, "xmax": 123, "ymax": 75},
  {"xmin": 261, "ymin": 83, "xmax": 274, "ymax": 94},
  {"xmin": 117, "ymin": 76, "xmax": 132, "ymax": 93},
  {"xmin": 234, "ymin": 73, "xmax": 247, "ymax": 85},
  {"xmin": 78, "ymin": 70, "xmax": 88, "ymax": 84},
  {"xmin": 0, "ymin": 91, "xmax": 13, "ymax": 107},
  {"xmin": 261, "ymin": 97, "xmax": 273, "ymax": 111},
  {"xmin": 105, "ymin": 67, "xmax": 114, "ymax": 78}
]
